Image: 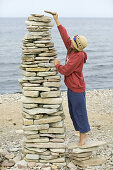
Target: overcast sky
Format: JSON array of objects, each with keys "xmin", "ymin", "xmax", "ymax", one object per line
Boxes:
[{"xmin": 0, "ymin": 0, "xmax": 113, "ymax": 17}]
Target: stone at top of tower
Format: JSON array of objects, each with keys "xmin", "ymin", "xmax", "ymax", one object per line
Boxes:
[{"xmin": 27, "ymin": 14, "xmax": 52, "ymax": 23}]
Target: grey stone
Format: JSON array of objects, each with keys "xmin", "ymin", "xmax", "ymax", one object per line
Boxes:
[
  {"xmin": 43, "ymin": 82, "xmax": 61, "ymax": 87},
  {"xmin": 50, "ymin": 120, "xmax": 64, "ymax": 128},
  {"xmin": 26, "ymin": 154, "xmax": 39, "ymax": 160},
  {"xmin": 22, "ymin": 96, "xmax": 62, "ymax": 104},
  {"xmin": 37, "ymin": 71, "xmax": 57, "ymax": 77},
  {"xmin": 34, "ymin": 116, "xmax": 62, "ymax": 124},
  {"xmin": 23, "ymin": 124, "xmax": 49, "ymax": 131},
  {"xmin": 22, "ymin": 90, "xmax": 39, "ymax": 97},
  {"xmin": 25, "ymin": 142, "xmax": 67, "ymax": 149},
  {"xmin": 38, "ymin": 63, "xmax": 54, "ymax": 67},
  {"xmin": 22, "ymin": 70, "xmax": 36, "ymax": 77},
  {"xmin": 23, "ymin": 108, "xmax": 58, "ymax": 115},
  {"xmin": 41, "ymin": 91, "xmax": 60, "ymax": 98},
  {"xmin": 23, "ymin": 86, "xmax": 50, "ymax": 91},
  {"xmin": 43, "ymin": 104, "xmax": 60, "ymax": 109},
  {"xmin": 40, "ymin": 128, "xmax": 65, "ymax": 134},
  {"xmin": 24, "ymin": 137, "xmax": 49, "ymax": 143},
  {"xmin": 38, "ymin": 52, "xmax": 56, "ymax": 57}
]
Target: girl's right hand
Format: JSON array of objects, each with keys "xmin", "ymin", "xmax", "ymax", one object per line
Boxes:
[{"xmin": 53, "ymin": 12, "xmax": 58, "ymax": 21}]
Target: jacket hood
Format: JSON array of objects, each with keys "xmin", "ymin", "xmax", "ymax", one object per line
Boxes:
[{"xmin": 83, "ymin": 51, "xmax": 87, "ymax": 63}]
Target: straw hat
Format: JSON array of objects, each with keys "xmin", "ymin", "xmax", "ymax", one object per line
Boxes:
[{"xmin": 72, "ymin": 35, "xmax": 88, "ymax": 51}]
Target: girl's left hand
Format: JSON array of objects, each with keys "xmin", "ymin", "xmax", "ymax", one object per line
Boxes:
[{"xmin": 54, "ymin": 59, "xmax": 60, "ymax": 65}]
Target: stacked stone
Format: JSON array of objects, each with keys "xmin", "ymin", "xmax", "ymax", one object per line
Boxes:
[
  {"xmin": 67, "ymin": 141, "xmax": 106, "ymax": 168},
  {"xmin": 19, "ymin": 14, "xmax": 66, "ymax": 169}
]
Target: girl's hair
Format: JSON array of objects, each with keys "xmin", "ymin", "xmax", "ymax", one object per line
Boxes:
[{"xmin": 67, "ymin": 47, "xmax": 78, "ymax": 54}]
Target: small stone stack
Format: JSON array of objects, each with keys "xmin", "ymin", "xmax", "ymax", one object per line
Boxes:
[
  {"xmin": 67, "ymin": 141, "xmax": 106, "ymax": 169},
  {"xmin": 19, "ymin": 14, "xmax": 66, "ymax": 169}
]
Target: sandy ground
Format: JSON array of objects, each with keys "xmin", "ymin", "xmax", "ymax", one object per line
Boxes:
[{"xmin": 0, "ymin": 89, "xmax": 113, "ymax": 169}]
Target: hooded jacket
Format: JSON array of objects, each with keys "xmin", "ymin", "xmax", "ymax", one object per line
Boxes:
[{"xmin": 55, "ymin": 24, "xmax": 87, "ymax": 93}]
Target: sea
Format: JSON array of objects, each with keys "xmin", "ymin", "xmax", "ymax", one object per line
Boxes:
[{"xmin": 0, "ymin": 17, "xmax": 113, "ymax": 94}]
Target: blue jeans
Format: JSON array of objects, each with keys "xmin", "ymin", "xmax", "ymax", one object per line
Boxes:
[{"xmin": 67, "ymin": 88, "xmax": 90, "ymax": 133}]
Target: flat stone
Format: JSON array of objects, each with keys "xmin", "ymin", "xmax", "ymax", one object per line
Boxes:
[
  {"xmin": 72, "ymin": 147, "xmax": 98, "ymax": 154},
  {"xmin": 23, "ymin": 112, "xmax": 43, "ymax": 119},
  {"xmin": 23, "ymin": 86, "xmax": 50, "ymax": 91},
  {"xmin": 30, "ymin": 80, "xmax": 47, "ymax": 83},
  {"xmin": 39, "ymin": 52, "xmax": 56, "ymax": 57},
  {"xmin": 52, "ymin": 111, "xmax": 64, "ymax": 116},
  {"xmin": 40, "ymin": 155, "xmax": 58, "ymax": 160},
  {"xmin": 24, "ymin": 137, "xmax": 49, "ymax": 143},
  {"xmin": 67, "ymin": 162, "xmax": 77, "ymax": 170},
  {"xmin": 35, "ymin": 43, "xmax": 46, "ymax": 47},
  {"xmin": 23, "ymin": 124, "xmax": 49, "ymax": 131},
  {"xmin": 43, "ymin": 105, "xmax": 60, "ymax": 109},
  {"xmin": 23, "ymin": 108, "xmax": 58, "ymax": 115},
  {"xmin": 25, "ymin": 142, "xmax": 67, "ymax": 149},
  {"xmin": 28, "ymin": 15, "xmax": 51, "ymax": 22},
  {"xmin": 50, "ymin": 120, "xmax": 64, "ymax": 128},
  {"xmin": 23, "ymin": 76, "xmax": 43, "ymax": 81},
  {"xmin": 34, "ymin": 116, "xmax": 62, "ymax": 124},
  {"xmin": 72, "ymin": 155, "xmax": 91, "ymax": 161},
  {"xmin": 2, "ymin": 160, "xmax": 15, "ymax": 167},
  {"xmin": 50, "ymin": 149, "xmax": 65, "ymax": 153},
  {"xmin": 44, "ymin": 76, "xmax": 60, "ymax": 80},
  {"xmin": 10, "ymin": 148, "xmax": 20, "ymax": 152},
  {"xmin": 68, "ymin": 141, "xmax": 106, "ymax": 150},
  {"xmin": 41, "ymin": 91, "xmax": 60, "ymax": 98},
  {"xmin": 40, "ymin": 133, "xmax": 65, "ymax": 139},
  {"xmin": 22, "ymin": 70, "xmax": 36, "ymax": 77},
  {"xmin": 50, "ymin": 138, "xmax": 64, "ymax": 143},
  {"xmin": 23, "ymin": 118, "xmax": 33, "ymax": 125},
  {"xmin": 40, "ymin": 128, "xmax": 65, "ymax": 134},
  {"xmin": 79, "ymin": 141, "xmax": 106, "ymax": 149},
  {"xmin": 38, "ymin": 63, "xmax": 54, "ymax": 67},
  {"xmin": 22, "ymin": 83, "xmax": 40, "ymax": 87},
  {"xmin": 26, "ymin": 154, "xmax": 39, "ymax": 160},
  {"xmin": 52, "ymin": 162, "xmax": 66, "ymax": 167},
  {"xmin": 40, "ymin": 157, "xmax": 65, "ymax": 163},
  {"xmin": 41, "ymin": 167, "xmax": 51, "ymax": 170},
  {"xmin": 26, "ymin": 134, "xmax": 40, "ymax": 139},
  {"xmin": 71, "ymin": 152, "xmax": 92, "ymax": 158},
  {"xmin": 22, "ymin": 90, "xmax": 39, "ymax": 97},
  {"xmin": 22, "ymin": 96, "xmax": 62, "ymax": 104},
  {"xmin": 23, "ymin": 48, "xmax": 48, "ymax": 54},
  {"xmin": 27, "ymin": 162, "xmax": 36, "ymax": 169},
  {"xmin": 23, "ymin": 103, "xmax": 38, "ymax": 109},
  {"xmin": 5, "ymin": 153, "xmax": 15, "ymax": 159},
  {"xmin": 72, "ymin": 157, "xmax": 106, "ymax": 168},
  {"xmin": 31, "ymin": 14, "xmax": 44, "ymax": 17},
  {"xmin": 35, "ymin": 57, "xmax": 51, "ymax": 60},
  {"xmin": 47, "ymin": 79, "xmax": 60, "ymax": 82},
  {"xmin": 26, "ymin": 67, "xmax": 50, "ymax": 72},
  {"xmin": 43, "ymin": 82, "xmax": 61, "ymax": 87},
  {"xmin": 34, "ymin": 40, "xmax": 51, "ymax": 44},
  {"xmin": 25, "ymin": 148, "xmax": 47, "ymax": 153},
  {"xmin": 37, "ymin": 71, "xmax": 57, "ymax": 77},
  {"xmin": 23, "ymin": 131, "xmax": 38, "ymax": 135},
  {"xmin": 21, "ymin": 64, "xmax": 38, "ymax": 68}
]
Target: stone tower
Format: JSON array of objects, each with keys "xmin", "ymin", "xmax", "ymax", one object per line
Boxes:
[{"xmin": 20, "ymin": 14, "xmax": 66, "ymax": 169}]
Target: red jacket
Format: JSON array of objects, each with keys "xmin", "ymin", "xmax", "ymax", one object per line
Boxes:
[{"xmin": 55, "ymin": 24, "xmax": 87, "ymax": 93}]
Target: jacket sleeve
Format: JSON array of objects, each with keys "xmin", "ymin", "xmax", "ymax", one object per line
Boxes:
[
  {"xmin": 57, "ymin": 24, "xmax": 71, "ymax": 51},
  {"xmin": 55, "ymin": 54, "xmax": 84, "ymax": 76}
]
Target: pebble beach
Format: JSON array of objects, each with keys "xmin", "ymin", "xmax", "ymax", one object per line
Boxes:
[{"xmin": 0, "ymin": 89, "xmax": 113, "ymax": 169}]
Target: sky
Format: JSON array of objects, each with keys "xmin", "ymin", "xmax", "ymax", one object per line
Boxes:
[{"xmin": 0, "ymin": 0, "xmax": 113, "ymax": 18}]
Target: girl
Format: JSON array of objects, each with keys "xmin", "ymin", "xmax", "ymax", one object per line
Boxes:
[{"xmin": 53, "ymin": 13, "xmax": 90, "ymax": 146}]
